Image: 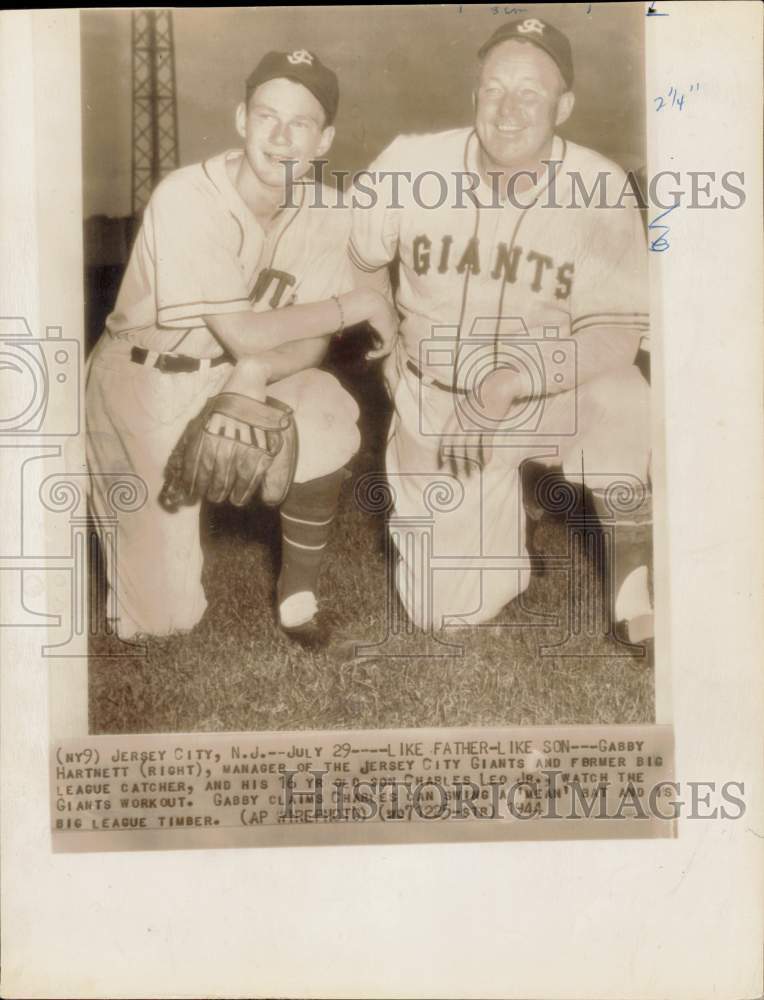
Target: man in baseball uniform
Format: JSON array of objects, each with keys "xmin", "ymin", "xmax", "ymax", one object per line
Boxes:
[
  {"xmin": 349, "ymin": 18, "xmax": 653, "ymax": 644},
  {"xmin": 87, "ymin": 49, "xmax": 396, "ymax": 646}
]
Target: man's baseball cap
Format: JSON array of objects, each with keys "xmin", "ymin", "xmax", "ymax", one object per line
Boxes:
[
  {"xmin": 245, "ymin": 49, "xmax": 340, "ymax": 125},
  {"xmin": 478, "ymin": 17, "xmax": 574, "ymax": 90}
]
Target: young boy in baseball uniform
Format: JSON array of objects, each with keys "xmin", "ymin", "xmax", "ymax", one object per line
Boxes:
[
  {"xmin": 87, "ymin": 49, "xmax": 397, "ymax": 647},
  {"xmin": 349, "ymin": 19, "xmax": 654, "ymax": 644}
]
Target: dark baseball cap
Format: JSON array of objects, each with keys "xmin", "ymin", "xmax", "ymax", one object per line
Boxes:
[
  {"xmin": 478, "ymin": 17, "xmax": 574, "ymax": 90},
  {"xmin": 246, "ymin": 49, "xmax": 340, "ymax": 125}
]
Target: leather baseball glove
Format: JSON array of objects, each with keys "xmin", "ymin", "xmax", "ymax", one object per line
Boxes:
[{"xmin": 159, "ymin": 391, "xmax": 298, "ymax": 511}]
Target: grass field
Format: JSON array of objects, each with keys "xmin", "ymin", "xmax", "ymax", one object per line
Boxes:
[{"xmin": 88, "ymin": 355, "xmax": 654, "ymax": 735}]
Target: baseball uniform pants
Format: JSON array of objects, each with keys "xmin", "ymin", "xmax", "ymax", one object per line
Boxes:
[
  {"xmin": 86, "ymin": 338, "xmax": 360, "ymax": 640},
  {"xmin": 383, "ymin": 350, "xmax": 651, "ymax": 630}
]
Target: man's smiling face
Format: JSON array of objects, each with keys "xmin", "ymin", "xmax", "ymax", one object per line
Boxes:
[
  {"xmin": 236, "ymin": 77, "xmax": 334, "ymax": 191},
  {"xmin": 474, "ymin": 39, "xmax": 574, "ymax": 175}
]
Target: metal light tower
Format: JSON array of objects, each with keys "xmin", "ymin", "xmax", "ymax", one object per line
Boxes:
[{"xmin": 131, "ymin": 10, "xmax": 180, "ymax": 217}]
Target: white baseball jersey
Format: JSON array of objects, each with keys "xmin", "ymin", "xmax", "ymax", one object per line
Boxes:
[
  {"xmin": 349, "ymin": 127, "xmax": 649, "ymax": 383},
  {"xmin": 348, "ymin": 128, "xmax": 651, "ymax": 630},
  {"xmin": 105, "ymin": 149, "xmax": 352, "ymax": 358},
  {"xmin": 87, "ymin": 152, "xmax": 358, "ymax": 640}
]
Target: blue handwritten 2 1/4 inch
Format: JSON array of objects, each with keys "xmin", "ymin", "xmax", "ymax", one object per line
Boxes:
[{"xmin": 655, "ymin": 84, "xmax": 701, "ymax": 112}]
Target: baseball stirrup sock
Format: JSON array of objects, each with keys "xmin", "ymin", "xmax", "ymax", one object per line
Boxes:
[
  {"xmin": 590, "ymin": 487, "xmax": 654, "ymax": 643},
  {"xmin": 278, "ymin": 467, "xmax": 345, "ymax": 621}
]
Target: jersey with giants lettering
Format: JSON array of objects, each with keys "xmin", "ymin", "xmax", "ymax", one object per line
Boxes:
[
  {"xmin": 349, "ymin": 128, "xmax": 649, "ymax": 385},
  {"xmin": 105, "ymin": 150, "xmax": 351, "ymax": 358}
]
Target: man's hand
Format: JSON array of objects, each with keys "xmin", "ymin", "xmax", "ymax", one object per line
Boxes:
[
  {"xmin": 222, "ymin": 356, "xmax": 271, "ymax": 398},
  {"xmin": 438, "ymin": 366, "xmax": 526, "ymax": 478},
  {"xmin": 361, "ymin": 290, "xmax": 399, "ymax": 361},
  {"xmin": 207, "ymin": 356, "xmax": 271, "ymax": 443}
]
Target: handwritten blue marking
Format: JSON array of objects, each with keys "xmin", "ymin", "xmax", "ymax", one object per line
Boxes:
[
  {"xmin": 648, "ymin": 203, "xmax": 677, "ymax": 252},
  {"xmin": 655, "ymin": 84, "xmax": 701, "ymax": 111},
  {"xmin": 669, "ymin": 87, "xmax": 685, "ymax": 110},
  {"xmin": 647, "ymin": 2, "xmax": 669, "ymax": 15}
]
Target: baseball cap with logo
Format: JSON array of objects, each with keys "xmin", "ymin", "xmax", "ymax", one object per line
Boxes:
[
  {"xmin": 246, "ymin": 49, "xmax": 340, "ymax": 125},
  {"xmin": 478, "ymin": 17, "xmax": 574, "ymax": 91}
]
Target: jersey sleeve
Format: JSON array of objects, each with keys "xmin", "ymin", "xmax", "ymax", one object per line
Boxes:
[
  {"xmin": 569, "ymin": 183, "xmax": 650, "ymax": 343},
  {"xmin": 146, "ymin": 175, "xmax": 252, "ymax": 329},
  {"xmin": 348, "ymin": 135, "xmax": 407, "ymax": 273}
]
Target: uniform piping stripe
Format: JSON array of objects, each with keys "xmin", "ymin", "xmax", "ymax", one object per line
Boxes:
[
  {"xmin": 159, "ymin": 297, "xmax": 251, "ymax": 311},
  {"xmin": 573, "ymin": 311, "xmax": 649, "ymax": 322},
  {"xmin": 268, "ymin": 183, "xmax": 305, "ymax": 270},
  {"xmin": 282, "ymin": 536, "xmax": 327, "ymax": 551},
  {"xmin": 572, "ymin": 320, "xmax": 651, "ymax": 335},
  {"xmin": 449, "ymin": 131, "xmax": 488, "ymax": 390},
  {"xmin": 229, "ymin": 212, "xmax": 245, "ymax": 256},
  {"xmin": 571, "ymin": 311, "xmax": 649, "ymax": 331},
  {"xmin": 280, "ymin": 512, "xmax": 335, "ymax": 527},
  {"xmin": 203, "ymin": 159, "xmax": 246, "ymax": 257},
  {"xmin": 202, "ymin": 159, "xmax": 220, "ymax": 193},
  {"xmin": 489, "ymin": 140, "xmax": 567, "ymax": 358},
  {"xmin": 449, "ymin": 130, "xmax": 485, "ymax": 393},
  {"xmin": 158, "ymin": 299, "xmax": 251, "ymax": 326},
  {"xmin": 348, "ymin": 240, "xmax": 385, "ymax": 273},
  {"xmin": 112, "ymin": 322, "xmax": 166, "ymax": 337},
  {"xmin": 572, "ymin": 317, "xmax": 651, "ymax": 328},
  {"xmin": 168, "ymin": 329, "xmax": 194, "ymax": 352},
  {"xmin": 493, "ymin": 206, "xmax": 531, "ymax": 358}
]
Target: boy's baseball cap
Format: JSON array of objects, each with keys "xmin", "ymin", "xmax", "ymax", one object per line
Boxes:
[
  {"xmin": 478, "ymin": 17, "xmax": 574, "ymax": 90},
  {"xmin": 245, "ymin": 49, "xmax": 340, "ymax": 124}
]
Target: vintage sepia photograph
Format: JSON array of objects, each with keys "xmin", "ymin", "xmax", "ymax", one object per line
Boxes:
[
  {"xmin": 2, "ymin": 4, "xmax": 762, "ymax": 998},
  {"xmin": 83, "ymin": 4, "xmax": 659, "ymax": 738}
]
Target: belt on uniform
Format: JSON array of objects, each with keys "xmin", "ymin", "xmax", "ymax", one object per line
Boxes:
[
  {"xmin": 405, "ymin": 359, "xmax": 469, "ymax": 395},
  {"xmin": 130, "ymin": 346, "xmax": 232, "ymax": 373}
]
